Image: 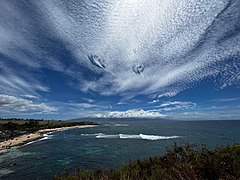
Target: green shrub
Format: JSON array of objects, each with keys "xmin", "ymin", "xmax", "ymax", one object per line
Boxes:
[{"xmin": 55, "ymin": 144, "xmax": 240, "ymax": 180}]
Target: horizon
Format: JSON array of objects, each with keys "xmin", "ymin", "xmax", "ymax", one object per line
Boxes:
[
  {"xmin": 0, "ymin": 0, "xmax": 239, "ymax": 120},
  {"xmin": 1, "ymin": 117, "xmax": 240, "ymax": 122}
]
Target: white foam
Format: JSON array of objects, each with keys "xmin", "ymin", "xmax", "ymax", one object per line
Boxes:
[
  {"xmin": 81, "ymin": 133, "xmax": 106, "ymax": 137},
  {"xmin": 119, "ymin": 134, "xmax": 140, "ymax": 139},
  {"xmin": 23, "ymin": 134, "xmax": 53, "ymax": 146},
  {"xmin": 115, "ymin": 124, "xmax": 129, "ymax": 127},
  {"xmin": 38, "ymin": 134, "xmax": 53, "ymax": 141},
  {"xmin": 81, "ymin": 133, "xmax": 180, "ymax": 140},
  {"xmin": 96, "ymin": 134, "xmax": 119, "ymax": 138},
  {"xmin": 139, "ymin": 134, "xmax": 180, "ymax": 140}
]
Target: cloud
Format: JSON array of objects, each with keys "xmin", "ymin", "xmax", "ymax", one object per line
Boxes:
[
  {"xmin": 0, "ymin": 72, "xmax": 49, "ymax": 96},
  {"xmin": 21, "ymin": 94, "xmax": 39, "ymax": 99},
  {"xmin": 69, "ymin": 103, "xmax": 100, "ymax": 109},
  {"xmin": 91, "ymin": 109, "xmax": 166, "ymax": 118},
  {"xmin": 81, "ymin": 98, "xmax": 96, "ymax": 103},
  {"xmin": 0, "ymin": 0, "xmax": 239, "ymax": 99},
  {"xmin": 157, "ymin": 101, "xmax": 197, "ymax": 111},
  {"xmin": 0, "ymin": 1, "xmax": 64, "ymax": 96},
  {"xmin": 0, "ymin": 94, "xmax": 58, "ymax": 115},
  {"xmin": 42, "ymin": 0, "xmax": 240, "ymax": 96},
  {"xmin": 116, "ymin": 102, "xmax": 128, "ymax": 105},
  {"xmin": 148, "ymin": 99, "xmax": 160, "ymax": 104},
  {"xmin": 167, "ymin": 109, "xmax": 240, "ymax": 120},
  {"xmin": 209, "ymin": 97, "xmax": 240, "ymax": 103},
  {"xmin": 156, "ymin": 92, "xmax": 178, "ymax": 99}
]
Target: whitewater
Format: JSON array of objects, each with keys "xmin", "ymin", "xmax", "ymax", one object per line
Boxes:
[{"xmin": 81, "ymin": 133, "xmax": 180, "ymax": 140}]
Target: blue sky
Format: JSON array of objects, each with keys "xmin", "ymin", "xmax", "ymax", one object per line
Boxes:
[{"xmin": 0, "ymin": 0, "xmax": 239, "ymax": 120}]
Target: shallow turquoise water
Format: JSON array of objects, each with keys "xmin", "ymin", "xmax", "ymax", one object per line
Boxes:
[{"xmin": 0, "ymin": 120, "xmax": 240, "ymax": 179}]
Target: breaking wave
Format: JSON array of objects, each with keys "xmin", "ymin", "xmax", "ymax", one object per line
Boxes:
[
  {"xmin": 81, "ymin": 133, "xmax": 180, "ymax": 141},
  {"xmin": 23, "ymin": 133, "xmax": 54, "ymax": 146},
  {"xmin": 115, "ymin": 124, "xmax": 129, "ymax": 127}
]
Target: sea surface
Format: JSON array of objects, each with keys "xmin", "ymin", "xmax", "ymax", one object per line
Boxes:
[{"xmin": 0, "ymin": 119, "xmax": 240, "ymax": 179}]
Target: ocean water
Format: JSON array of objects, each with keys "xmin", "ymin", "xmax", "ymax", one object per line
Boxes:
[{"xmin": 0, "ymin": 120, "xmax": 240, "ymax": 180}]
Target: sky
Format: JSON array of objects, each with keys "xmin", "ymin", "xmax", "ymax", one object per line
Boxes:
[{"xmin": 0, "ymin": 0, "xmax": 239, "ymax": 120}]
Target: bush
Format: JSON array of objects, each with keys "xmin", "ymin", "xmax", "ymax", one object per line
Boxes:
[{"xmin": 55, "ymin": 143, "xmax": 240, "ymax": 180}]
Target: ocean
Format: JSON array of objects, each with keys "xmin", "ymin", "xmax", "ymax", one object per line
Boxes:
[{"xmin": 0, "ymin": 119, "xmax": 240, "ymax": 179}]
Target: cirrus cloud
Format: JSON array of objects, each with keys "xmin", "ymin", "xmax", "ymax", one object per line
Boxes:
[
  {"xmin": 0, "ymin": 94, "xmax": 58, "ymax": 115},
  {"xmin": 0, "ymin": 0, "xmax": 239, "ymax": 98},
  {"xmin": 157, "ymin": 101, "xmax": 197, "ymax": 111}
]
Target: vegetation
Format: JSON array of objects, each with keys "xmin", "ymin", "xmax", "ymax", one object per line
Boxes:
[
  {"xmin": 0, "ymin": 118, "xmax": 98, "ymax": 142},
  {"xmin": 55, "ymin": 143, "xmax": 240, "ymax": 180}
]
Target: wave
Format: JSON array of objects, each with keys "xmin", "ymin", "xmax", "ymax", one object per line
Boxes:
[
  {"xmin": 81, "ymin": 133, "xmax": 105, "ymax": 136},
  {"xmin": 102, "ymin": 123, "xmax": 129, "ymax": 127},
  {"xmin": 39, "ymin": 134, "xmax": 54, "ymax": 141},
  {"xmin": 119, "ymin": 134, "xmax": 140, "ymax": 139},
  {"xmin": 96, "ymin": 134, "xmax": 119, "ymax": 138},
  {"xmin": 23, "ymin": 134, "xmax": 53, "ymax": 146},
  {"xmin": 139, "ymin": 134, "xmax": 180, "ymax": 140},
  {"xmin": 81, "ymin": 133, "xmax": 180, "ymax": 141},
  {"xmin": 115, "ymin": 124, "xmax": 129, "ymax": 127}
]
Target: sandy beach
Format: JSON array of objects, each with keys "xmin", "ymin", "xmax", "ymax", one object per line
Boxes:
[{"xmin": 0, "ymin": 125, "xmax": 97, "ymax": 150}]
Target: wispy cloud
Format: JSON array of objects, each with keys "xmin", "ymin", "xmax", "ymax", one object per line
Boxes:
[
  {"xmin": 116, "ymin": 102, "xmax": 128, "ymax": 105},
  {"xmin": 208, "ymin": 97, "xmax": 240, "ymax": 103},
  {"xmin": 0, "ymin": 94, "xmax": 58, "ymax": 115},
  {"xmin": 155, "ymin": 101, "xmax": 197, "ymax": 111},
  {"xmin": 0, "ymin": 0, "xmax": 239, "ymax": 119},
  {"xmin": 21, "ymin": 94, "xmax": 39, "ymax": 99},
  {"xmin": 0, "ymin": 73, "xmax": 49, "ymax": 96},
  {"xmin": 81, "ymin": 98, "xmax": 96, "ymax": 103},
  {"xmin": 0, "ymin": 0, "xmax": 239, "ymax": 99},
  {"xmin": 167, "ymin": 109, "xmax": 240, "ymax": 120},
  {"xmin": 68, "ymin": 103, "xmax": 101, "ymax": 109},
  {"xmin": 148, "ymin": 99, "xmax": 160, "ymax": 104}
]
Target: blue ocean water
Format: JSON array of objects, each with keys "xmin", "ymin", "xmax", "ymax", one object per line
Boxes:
[{"xmin": 0, "ymin": 120, "xmax": 240, "ymax": 180}]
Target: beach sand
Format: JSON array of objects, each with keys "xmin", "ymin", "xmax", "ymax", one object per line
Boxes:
[{"xmin": 0, "ymin": 125, "xmax": 97, "ymax": 150}]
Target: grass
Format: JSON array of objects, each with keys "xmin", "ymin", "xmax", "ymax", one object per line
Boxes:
[{"xmin": 54, "ymin": 143, "xmax": 240, "ymax": 180}]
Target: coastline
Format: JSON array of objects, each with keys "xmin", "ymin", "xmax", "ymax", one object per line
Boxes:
[{"xmin": 0, "ymin": 125, "xmax": 97, "ymax": 151}]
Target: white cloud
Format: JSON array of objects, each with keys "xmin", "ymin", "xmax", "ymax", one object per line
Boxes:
[
  {"xmin": 0, "ymin": 0, "xmax": 239, "ymax": 99},
  {"xmin": 21, "ymin": 94, "xmax": 39, "ymax": 99},
  {"xmin": 209, "ymin": 97, "xmax": 240, "ymax": 103},
  {"xmin": 69, "ymin": 103, "xmax": 100, "ymax": 109},
  {"xmin": 116, "ymin": 102, "xmax": 128, "ymax": 105},
  {"xmin": 148, "ymin": 99, "xmax": 159, "ymax": 104},
  {"xmin": 41, "ymin": 0, "xmax": 239, "ymax": 96},
  {"xmin": 91, "ymin": 109, "xmax": 166, "ymax": 118},
  {"xmin": 157, "ymin": 92, "xmax": 178, "ymax": 99},
  {"xmin": 157, "ymin": 101, "xmax": 197, "ymax": 111},
  {"xmin": 82, "ymin": 98, "xmax": 96, "ymax": 103},
  {"xmin": 167, "ymin": 109, "xmax": 240, "ymax": 120},
  {"xmin": 0, "ymin": 94, "xmax": 58, "ymax": 115},
  {"xmin": 0, "ymin": 73, "xmax": 49, "ymax": 96}
]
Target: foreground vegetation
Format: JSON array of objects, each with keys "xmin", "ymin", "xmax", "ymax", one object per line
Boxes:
[
  {"xmin": 0, "ymin": 118, "xmax": 98, "ymax": 142},
  {"xmin": 55, "ymin": 143, "xmax": 240, "ymax": 180}
]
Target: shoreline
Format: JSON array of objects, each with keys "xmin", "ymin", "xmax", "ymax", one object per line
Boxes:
[{"xmin": 0, "ymin": 125, "xmax": 97, "ymax": 151}]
